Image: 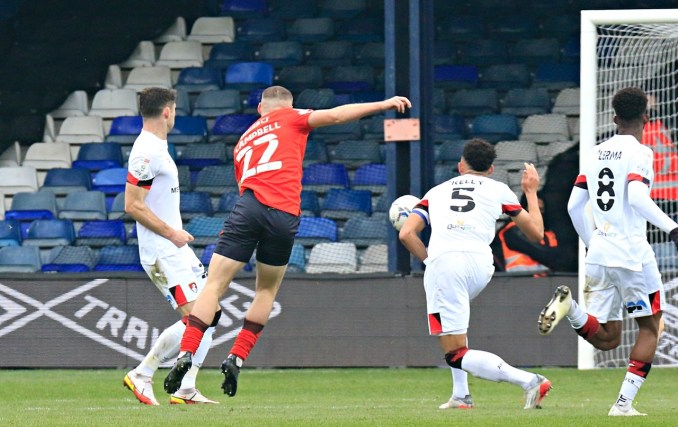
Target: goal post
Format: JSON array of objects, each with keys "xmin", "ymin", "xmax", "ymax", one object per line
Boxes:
[{"xmin": 579, "ymin": 9, "xmax": 678, "ymax": 369}]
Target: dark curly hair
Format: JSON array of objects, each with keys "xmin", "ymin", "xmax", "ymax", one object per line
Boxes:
[
  {"xmin": 462, "ymin": 138, "xmax": 496, "ymax": 172},
  {"xmin": 139, "ymin": 87, "xmax": 176, "ymax": 118},
  {"xmin": 612, "ymin": 87, "xmax": 647, "ymax": 122}
]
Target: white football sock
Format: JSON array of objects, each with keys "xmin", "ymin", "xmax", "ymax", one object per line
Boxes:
[
  {"xmin": 566, "ymin": 299, "xmax": 589, "ymax": 329},
  {"xmin": 136, "ymin": 320, "xmax": 185, "ymax": 378},
  {"xmin": 451, "ymin": 368, "xmax": 470, "ymax": 398},
  {"xmin": 461, "ymin": 349, "xmax": 535, "ymax": 389},
  {"xmin": 615, "ymin": 372, "xmax": 645, "ymax": 408},
  {"xmin": 179, "ymin": 326, "xmax": 215, "ymax": 391}
]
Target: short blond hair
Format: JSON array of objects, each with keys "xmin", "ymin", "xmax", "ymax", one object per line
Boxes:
[{"xmin": 261, "ymin": 86, "xmax": 293, "ymax": 106}]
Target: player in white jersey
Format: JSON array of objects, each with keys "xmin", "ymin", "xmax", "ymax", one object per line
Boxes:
[
  {"xmin": 122, "ymin": 87, "xmax": 221, "ymax": 405},
  {"xmin": 537, "ymin": 88, "xmax": 678, "ymax": 417},
  {"xmin": 399, "ymin": 138, "xmax": 552, "ymax": 410}
]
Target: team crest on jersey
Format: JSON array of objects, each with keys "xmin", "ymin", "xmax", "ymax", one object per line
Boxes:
[{"xmin": 188, "ymin": 282, "xmax": 198, "ymax": 293}]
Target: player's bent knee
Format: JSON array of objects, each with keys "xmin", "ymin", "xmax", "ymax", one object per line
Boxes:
[{"xmin": 444, "ymin": 346, "xmax": 469, "ymax": 369}]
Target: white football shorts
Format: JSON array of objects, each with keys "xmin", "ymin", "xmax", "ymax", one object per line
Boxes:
[{"xmin": 142, "ymin": 245, "xmax": 207, "ymax": 310}]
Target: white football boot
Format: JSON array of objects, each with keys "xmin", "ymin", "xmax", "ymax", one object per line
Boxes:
[
  {"xmin": 538, "ymin": 285, "xmax": 572, "ymax": 335},
  {"xmin": 123, "ymin": 369, "xmax": 159, "ymax": 406}
]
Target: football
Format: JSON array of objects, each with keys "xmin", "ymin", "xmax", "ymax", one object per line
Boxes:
[{"xmin": 389, "ymin": 195, "xmax": 421, "ymax": 231}]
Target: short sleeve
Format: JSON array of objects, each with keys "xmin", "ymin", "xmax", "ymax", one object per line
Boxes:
[
  {"xmin": 500, "ymin": 185, "xmax": 522, "ymax": 217},
  {"xmin": 127, "ymin": 153, "xmax": 156, "ymax": 189},
  {"xmin": 291, "ymin": 108, "xmax": 314, "ymax": 133},
  {"xmin": 628, "ymin": 146, "xmax": 653, "ymax": 186}
]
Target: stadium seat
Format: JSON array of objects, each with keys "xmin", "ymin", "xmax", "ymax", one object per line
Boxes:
[
  {"xmin": 300, "ymin": 190, "xmax": 320, "ymax": 217},
  {"xmin": 510, "ymin": 38, "xmax": 561, "ymax": 66},
  {"xmin": 186, "ymin": 216, "xmax": 224, "ymax": 246},
  {"xmin": 303, "ymin": 140, "xmax": 329, "ymax": 166},
  {"xmin": 107, "ymin": 192, "xmax": 128, "ymax": 221},
  {"xmin": 305, "ymin": 242, "xmax": 357, "ymax": 274},
  {"xmin": 318, "ymin": 0, "xmax": 367, "ymax": 19},
  {"xmin": 535, "ymin": 140, "xmax": 577, "ymax": 165},
  {"xmin": 295, "ymin": 217, "xmax": 338, "ymax": 246},
  {"xmin": 0, "ymin": 246, "xmax": 41, "ymax": 273},
  {"xmin": 243, "ymin": 88, "xmax": 265, "ymax": 113},
  {"xmin": 225, "ymin": 62, "xmax": 274, "ymax": 90},
  {"xmin": 177, "ymin": 143, "xmax": 228, "ymax": 170},
  {"xmin": 235, "ymin": 18, "xmax": 286, "ymax": 43},
  {"xmin": 210, "ymin": 114, "xmax": 258, "ymax": 142},
  {"xmin": 470, "ymin": 114, "xmax": 521, "ymax": 144},
  {"xmin": 446, "ymin": 89, "xmax": 499, "ymax": 117},
  {"xmin": 296, "ymin": 89, "xmax": 336, "ymax": 110},
  {"xmin": 156, "ymin": 41, "xmax": 204, "ymax": 69},
  {"xmin": 169, "ymin": 116, "xmax": 208, "ymax": 144},
  {"xmin": 490, "ymin": 16, "xmax": 537, "ymax": 41},
  {"xmin": 119, "ymin": 40, "xmax": 156, "ymax": 68},
  {"xmin": 42, "ymin": 245, "xmax": 96, "ymax": 272},
  {"xmin": 49, "ymin": 90, "xmax": 89, "ymax": 118},
  {"xmin": 105, "ymin": 64, "xmax": 123, "ymax": 89},
  {"xmin": 327, "ymin": 140, "xmax": 382, "ymax": 168},
  {"xmin": 311, "ymin": 121, "xmax": 362, "ymax": 142},
  {"xmin": 175, "ymin": 89, "xmax": 192, "ymax": 116},
  {"xmin": 320, "ymin": 188, "xmax": 372, "ymax": 220},
  {"xmin": 56, "ymin": 116, "xmax": 105, "ymax": 143},
  {"xmin": 436, "ymin": 16, "xmax": 485, "ymax": 42},
  {"xmin": 358, "ymin": 243, "xmax": 387, "ymax": 273},
  {"xmin": 23, "ymin": 219, "xmax": 75, "ymax": 247},
  {"xmin": 193, "ymin": 165, "xmax": 239, "ymax": 195},
  {"xmin": 75, "ymin": 220, "xmax": 127, "ymax": 247},
  {"xmin": 5, "ymin": 191, "xmax": 58, "ymax": 224},
  {"xmin": 458, "ymin": 39, "xmax": 508, "ymax": 67},
  {"xmin": 94, "ymin": 245, "xmax": 143, "ymax": 272},
  {"xmin": 72, "ymin": 142, "xmax": 123, "ymax": 172},
  {"xmin": 325, "ymin": 65, "xmax": 374, "ymax": 92},
  {"xmin": 287, "ymin": 18, "xmax": 335, "ymax": 43},
  {"xmin": 254, "ymin": 41, "xmax": 304, "ymax": 67},
  {"xmin": 302, "ymin": 163, "xmax": 350, "ymax": 193},
  {"xmin": 91, "ymin": 168, "xmax": 127, "ymax": 195},
  {"xmin": 532, "ymin": 63, "xmax": 579, "ymax": 90},
  {"xmin": 42, "ymin": 168, "xmax": 92, "ymax": 195},
  {"xmin": 552, "ymin": 88, "xmax": 580, "ymax": 116},
  {"xmin": 192, "ymin": 89, "xmax": 241, "ymax": 117},
  {"xmin": 22, "ymin": 143, "xmax": 72, "ymax": 184},
  {"xmin": 355, "ymin": 42, "xmax": 384, "ymax": 66},
  {"xmin": 269, "ymin": 0, "xmax": 316, "ymax": 19},
  {"xmin": 106, "ymin": 116, "xmax": 143, "ymax": 144},
  {"xmin": 434, "ymin": 164, "xmax": 460, "ymax": 185},
  {"xmin": 434, "ymin": 115, "xmax": 467, "ymax": 140},
  {"xmin": 88, "ymin": 89, "xmax": 139, "ymax": 118},
  {"xmin": 335, "ymin": 15, "xmax": 382, "ymax": 42},
  {"xmin": 520, "ymin": 114, "xmax": 570, "ymax": 142},
  {"xmin": 124, "ymin": 66, "xmax": 173, "ymax": 92},
  {"xmin": 340, "ymin": 216, "xmax": 388, "ymax": 247},
  {"xmin": 215, "ymin": 192, "xmax": 240, "ymax": 217},
  {"xmin": 58, "ymin": 191, "xmax": 108, "ymax": 221},
  {"xmin": 287, "ymin": 243, "xmax": 306, "ymax": 273},
  {"xmin": 306, "ymin": 41, "xmax": 353, "ymax": 67},
  {"xmin": 435, "ymin": 140, "xmax": 465, "ymax": 164},
  {"xmin": 204, "ymin": 41, "xmax": 253, "ymax": 69},
  {"xmin": 174, "ymin": 67, "xmax": 223, "ymax": 93},
  {"xmin": 179, "ymin": 192, "xmax": 213, "ymax": 220},
  {"xmin": 154, "ymin": 16, "xmax": 186, "ymax": 43},
  {"xmin": 494, "ymin": 141, "xmax": 538, "ymax": 164},
  {"xmin": 0, "ymin": 219, "xmax": 22, "ymax": 247},
  {"xmin": 200, "ymin": 243, "xmax": 217, "ymax": 266},
  {"xmin": 373, "ymin": 193, "xmax": 390, "ymax": 213},
  {"xmin": 352, "ymin": 163, "xmax": 386, "ymax": 193},
  {"xmin": 277, "ymin": 66, "xmax": 323, "ymax": 92},
  {"xmin": 219, "ymin": 0, "xmax": 267, "ymax": 18},
  {"xmin": 501, "ymin": 88, "xmax": 552, "ymax": 117},
  {"xmin": 434, "ymin": 65, "xmax": 479, "ymax": 89},
  {"xmin": 0, "ymin": 166, "xmax": 39, "ymax": 196},
  {"xmin": 187, "ymin": 16, "xmax": 236, "ymax": 43},
  {"xmin": 480, "ymin": 64, "xmax": 530, "ymax": 90}
]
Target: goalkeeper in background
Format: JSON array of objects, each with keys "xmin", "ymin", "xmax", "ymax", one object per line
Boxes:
[{"xmin": 538, "ymin": 87, "xmax": 676, "ymax": 417}]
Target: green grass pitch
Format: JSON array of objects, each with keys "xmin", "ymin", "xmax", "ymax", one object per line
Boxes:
[{"xmin": 0, "ymin": 367, "xmax": 676, "ymax": 426}]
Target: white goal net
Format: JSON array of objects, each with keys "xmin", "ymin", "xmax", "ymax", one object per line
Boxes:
[{"xmin": 580, "ymin": 9, "xmax": 678, "ymax": 368}]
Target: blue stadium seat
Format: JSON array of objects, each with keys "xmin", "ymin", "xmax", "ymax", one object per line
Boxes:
[
  {"xmin": 434, "ymin": 65, "xmax": 479, "ymax": 89},
  {"xmin": 106, "ymin": 116, "xmax": 143, "ymax": 144},
  {"xmin": 340, "ymin": 215, "xmax": 388, "ymax": 246},
  {"xmin": 373, "ymin": 193, "xmax": 390, "ymax": 213},
  {"xmin": 470, "ymin": 114, "xmax": 521, "ymax": 144},
  {"xmin": 434, "ymin": 115, "xmax": 467, "ymax": 140},
  {"xmin": 94, "ymin": 246, "xmax": 143, "ymax": 272},
  {"xmin": 23, "ymin": 219, "xmax": 75, "ymax": 247},
  {"xmin": 175, "ymin": 89, "xmax": 192, "ymax": 116},
  {"xmin": 192, "ymin": 90, "xmax": 242, "ymax": 117},
  {"xmin": 306, "ymin": 41, "xmax": 353, "ymax": 67},
  {"xmin": 92, "ymin": 168, "xmax": 128, "ymax": 195},
  {"xmin": 174, "ymin": 67, "xmax": 223, "ymax": 92},
  {"xmin": 510, "ymin": 38, "xmax": 560, "ymax": 66},
  {"xmin": 0, "ymin": 220, "xmax": 21, "ymax": 247},
  {"xmin": 532, "ymin": 63, "xmax": 579, "ymax": 90},
  {"xmin": 235, "ymin": 18, "xmax": 286, "ymax": 43},
  {"xmin": 436, "ymin": 16, "xmax": 485, "ymax": 42},
  {"xmin": 220, "ymin": 0, "xmax": 268, "ymax": 18},
  {"xmin": 186, "ymin": 216, "xmax": 224, "ymax": 246},
  {"xmin": 210, "ymin": 114, "xmax": 258, "ymax": 142},
  {"xmin": 0, "ymin": 246, "xmax": 41, "ymax": 273},
  {"xmin": 303, "ymin": 140, "xmax": 329, "ymax": 166},
  {"xmin": 297, "ymin": 190, "xmax": 319, "ymax": 218},
  {"xmin": 302, "ymin": 163, "xmax": 350, "ymax": 193},
  {"xmin": 72, "ymin": 143, "xmax": 123, "ymax": 172},
  {"xmin": 200, "ymin": 243, "xmax": 217, "ymax": 266},
  {"xmin": 318, "ymin": 0, "xmax": 367, "ymax": 19},
  {"xmin": 327, "ymin": 140, "xmax": 382, "ymax": 168},
  {"xmin": 254, "ymin": 41, "xmax": 304, "ymax": 67},
  {"xmin": 287, "ymin": 18, "xmax": 335, "ymax": 43},
  {"xmin": 225, "ymin": 62, "xmax": 274, "ymax": 90},
  {"xmin": 42, "ymin": 245, "xmax": 96, "ymax": 272},
  {"xmin": 321, "ymin": 188, "xmax": 372, "ymax": 220},
  {"xmin": 489, "ymin": 16, "xmax": 537, "ymax": 41},
  {"xmin": 361, "ymin": 115, "xmax": 385, "ymax": 140},
  {"xmin": 325, "ymin": 65, "xmax": 374, "ymax": 92},
  {"xmin": 296, "ymin": 89, "xmax": 336, "ymax": 110},
  {"xmin": 311, "ymin": 121, "xmax": 361, "ymax": 143},
  {"xmin": 243, "ymin": 88, "xmax": 264, "ymax": 114},
  {"xmin": 354, "ymin": 42, "xmax": 384, "ymax": 66},
  {"xmin": 480, "ymin": 64, "xmax": 530, "ymax": 90},
  {"xmin": 215, "ymin": 192, "xmax": 240, "ymax": 217},
  {"xmin": 269, "ymin": 0, "xmax": 316, "ymax": 19},
  {"xmin": 287, "ymin": 243, "xmax": 306, "ymax": 272},
  {"xmin": 194, "ymin": 165, "xmax": 239, "ymax": 195},
  {"xmin": 169, "ymin": 116, "xmax": 208, "ymax": 144},
  {"xmin": 277, "ymin": 66, "xmax": 324, "ymax": 91},
  {"xmin": 5, "ymin": 191, "xmax": 58, "ymax": 224},
  {"xmin": 180, "ymin": 192, "xmax": 213, "ymax": 220},
  {"xmin": 58, "ymin": 191, "xmax": 108, "ymax": 221},
  {"xmin": 458, "ymin": 39, "xmax": 508, "ymax": 67},
  {"xmin": 42, "ymin": 168, "xmax": 92, "ymax": 195},
  {"xmin": 352, "ymin": 163, "xmax": 386, "ymax": 193},
  {"xmin": 561, "ymin": 37, "xmax": 580, "ymax": 64},
  {"xmin": 447, "ymin": 89, "xmax": 499, "ymax": 117},
  {"xmin": 204, "ymin": 41, "xmax": 253, "ymax": 69},
  {"xmin": 75, "ymin": 220, "xmax": 127, "ymax": 247},
  {"xmin": 435, "ymin": 140, "xmax": 466, "ymax": 164},
  {"xmin": 336, "ymin": 15, "xmax": 382, "ymax": 42},
  {"xmin": 295, "ymin": 217, "xmax": 338, "ymax": 246},
  {"xmin": 501, "ymin": 88, "xmax": 552, "ymax": 117},
  {"xmin": 177, "ymin": 143, "xmax": 228, "ymax": 170}
]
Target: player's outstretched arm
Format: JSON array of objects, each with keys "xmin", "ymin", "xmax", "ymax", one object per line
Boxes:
[
  {"xmin": 398, "ymin": 213, "xmax": 428, "ymax": 263},
  {"xmin": 511, "ymin": 163, "xmax": 544, "ymax": 242},
  {"xmin": 307, "ymin": 96, "xmax": 411, "ymax": 128}
]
